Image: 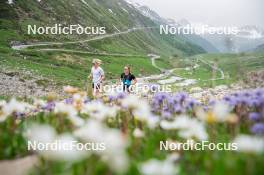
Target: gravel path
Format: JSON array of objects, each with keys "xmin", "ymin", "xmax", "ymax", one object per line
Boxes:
[
  {"xmin": 0, "ymin": 69, "xmax": 64, "ymax": 98},
  {"xmin": 196, "ymin": 55, "xmax": 225, "ymax": 80},
  {"xmin": 12, "ymin": 27, "xmax": 157, "ymax": 50},
  {"xmin": 0, "ymin": 155, "xmax": 38, "ymax": 175}
]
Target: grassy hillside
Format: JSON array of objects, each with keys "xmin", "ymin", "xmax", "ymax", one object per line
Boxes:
[
  {"xmin": 0, "ymin": 48, "xmax": 173, "ymax": 87},
  {"xmin": 0, "ymin": 0, "xmax": 205, "ymax": 57},
  {"xmin": 173, "ymin": 53, "xmax": 264, "ymax": 88},
  {"xmin": 0, "ymin": 0, "xmax": 207, "ymax": 93}
]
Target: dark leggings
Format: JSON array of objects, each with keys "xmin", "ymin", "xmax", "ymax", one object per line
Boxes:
[{"xmin": 123, "ymin": 85, "xmax": 131, "ymax": 92}]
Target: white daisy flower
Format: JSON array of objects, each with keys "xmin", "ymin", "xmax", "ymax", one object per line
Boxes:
[
  {"xmin": 26, "ymin": 124, "xmax": 87, "ymax": 161},
  {"xmin": 140, "ymin": 156, "xmax": 179, "ymax": 175},
  {"xmin": 81, "ymin": 101, "xmax": 118, "ymax": 121},
  {"xmin": 212, "ymin": 101, "xmax": 233, "ymax": 122},
  {"xmin": 54, "ymin": 102, "xmax": 84, "ymax": 127},
  {"xmin": 74, "ymin": 120, "xmax": 129, "ymax": 173},
  {"xmin": 232, "ymin": 135, "xmax": 264, "ymax": 154},
  {"xmin": 160, "ymin": 115, "xmax": 208, "ymax": 141},
  {"xmin": 0, "ymin": 98, "xmax": 30, "ymax": 122},
  {"xmin": 133, "ymin": 128, "xmax": 145, "ymax": 138}
]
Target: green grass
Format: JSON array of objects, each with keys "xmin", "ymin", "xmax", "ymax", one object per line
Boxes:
[
  {"xmin": 0, "ymin": 48, "xmax": 166, "ymax": 88},
  {"xmin": 1, "ymin": 99, "xmax": 264, "ymax": 175},
  {"xmin": 172, "ymin": 53, "xmax": 264, "ymax": 88}
]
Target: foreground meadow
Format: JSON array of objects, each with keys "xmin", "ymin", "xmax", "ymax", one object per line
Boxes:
[{"xmin": 0, "ymin": 86, "xmax": 264, "ymax": 175}]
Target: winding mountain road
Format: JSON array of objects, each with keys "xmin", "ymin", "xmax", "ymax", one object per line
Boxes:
[
  {"xmin": 37, "ymin": 48, "xmax": 145, "ymax": 57},
  {"xmin": 196, "ymin": 55, "xmax": 225, "ymax": 81},
  {"xmin": 11, "ymin": 26, "xmax": 225, "ymax": 88},
  {"xmin": 12, "ymin": 27, "xmax": 157, "ymax": 50}
]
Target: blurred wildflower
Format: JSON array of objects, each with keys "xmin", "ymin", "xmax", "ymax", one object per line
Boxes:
[
  {"xmin": 196, "ymin": 101, "xmax": 236, "ymax": 123},
  {"xmin": 47, "ymin": 92, "xmax": 58, "ymax": 102},
  {"xmin": 248, "ymin": 112, "xmax": 262, "ymax": 122},
  {"xmin": 81, "ymin": 101, "xmax": 118, "ymax": 121},
  {"xmin": 160, "ymin": 115, "xmax": 208, "ymax": 141},
  {"xmin": 133, "ymin": 128, "xmax": 145, "ymax": 138},
  {"xmin": 140, "ymin": 156, "xmax": 179, "ymax": 175},
  {"xmin": 42, "ymin": 101, "xmax": 55, "ymax": 112},
  {"xmin": 233, "ymin": 134, "xmax": 264, "ymax": 154},
  {"xmin": 167, "ymin": 152, "xmax": 180, "ymax": 162},
  {"xmin": 33, "ymin": 99, "xmax": 46, "ymax": 109},
  {"xmin": 0, "ymin": 100, "xmax": 7, "ymax": 107},
  {"xmin": 121, "ymin": 95, "xmax": 144, "ymax": 109},
  {"xmin": 63, "ymin": 85, "xmax": 79, "ymax": 94},
  {"xmin": 74, "ymin": 120, "xmax": 129, "ymax": 173},
  {"xmin": 72, "ymin": 92, "xmax": 89, "ymax": 111},
  {"xmin": 0, "ymin": 98, "xmax": 31, "ymax": 122},
  {"xmin": 251, "ymin": 123, "xmax": 264, "ymax": 135},
  {"xmin": 26, "ymin": 124, "xmax": 87, "ymax": 161},
  {"xmin": 54, "ymin": 102, "xmax": 84, "ymax": 127},
  {"xmin": 121, "ymin": 95, "xmax": 159, "ymax": 128}
]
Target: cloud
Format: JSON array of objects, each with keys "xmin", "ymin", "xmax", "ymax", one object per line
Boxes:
[{"xmin": 132, "ymin": 0, "xmax": 264, "ymax": 27}]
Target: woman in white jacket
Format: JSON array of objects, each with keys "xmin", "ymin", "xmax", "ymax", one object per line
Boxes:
[{"xmin": 89, "ymin": 59, "xmax": 105, "ymax": 97}]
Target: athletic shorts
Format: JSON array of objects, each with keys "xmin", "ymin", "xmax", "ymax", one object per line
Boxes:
[
  {"xmin": 92, "ymin": 83, "xmax": 101, "ymax": 90},
  {"xmin": 123, "ymin": 85, "xmax": 131, "ymax": 92}
]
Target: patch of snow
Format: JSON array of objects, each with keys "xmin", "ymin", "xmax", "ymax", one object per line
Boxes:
[
  {"xmin": 108, "ymin": 9, "xmax": 113, "ymax": 14},
  {"xmin": 7, "ymin": 0, "xmax": 13, "ymax": 4},
  {"xmin": 80, "ymin": 0, "xmax": 88, "ymax": 6},
  {"xmin": 125, "ymin": 0, "xmax": 142, "ymax": 9},
  {"xmin": 125, "ymin": 0, "xmax": 135, "ymax": 5},
  {"xmin": 121, "ymin": 7, "xmax": 129, "ymax": 13},
  {"xmin": 125, "ymin": 0, "xmax": 132, "ymax": 4},
  {"xmin": 237, "ymin": 30, "xmax": 263, "ymax": 39}
]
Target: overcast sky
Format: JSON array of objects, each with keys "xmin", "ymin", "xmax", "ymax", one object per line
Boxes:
[{"xmin": 132, "ymin": 0, "xmax": 264, "ymax": 27}]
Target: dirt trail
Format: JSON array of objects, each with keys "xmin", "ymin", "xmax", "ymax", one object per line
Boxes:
[
  {"xmin": 196, "ymin": 55, "xmax": 225, "ymax": 81},
  {"xmin": 12, "ymin": 27, "xmax": 157, "ymax": 50},
  {"xmin": 10, "ymin": 26, "xmax": 225, "ymax": 91},
  {"xmin": 38, "ymin": 48, "xmax": 144, "ymax": 57},
  {"xmin": 0, "ymin": 155, "xmax": 38, "ymax": 175}
]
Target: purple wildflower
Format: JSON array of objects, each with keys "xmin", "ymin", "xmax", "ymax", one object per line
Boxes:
[
  {"xmin": 84, "ymin": 98, "xmax": 90, "ymax": 104},
  {"xmin": 248, "ymin": 112, "xmax": 262, "ymax": 122},
  {"xmin": 42, "ymin": 102, "xmax": 55, "ymax": 112},
  {"xmin": 108, "ymin": 95, "xmax": 116, "ymax": 102},
  {"xmin": 251, "ymin": 123, "xmax": 264, "ymax": 135},
  {"xmin": 116, "ymin": 92, "xmax": 127, "ymax": 99},
  {"xmin": 64, "ymin": 98, "xmax": 73, "ymax": 104},
  {"xmin": 15, "ymin": 112, "xmax": 25, "ymax": 119},
  {"xmin": 161, "ymin": 110, "xmax": 172, "ymax": 119},
  {"xmin": 173, "ymin": 104, "xmax": 184, "ymax": 113}
]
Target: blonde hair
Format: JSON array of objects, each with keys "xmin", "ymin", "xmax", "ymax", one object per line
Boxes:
[
  {"xmin": 124, "ymin": 65, "xmax": 131, "ymax": 73},
  {"xmin": 92, "ymin": 59, "xmax": 102, "ymax": 65}
]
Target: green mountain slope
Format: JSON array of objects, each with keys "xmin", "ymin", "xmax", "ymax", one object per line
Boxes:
[
  {"xmin": 253, "ymin": 43, "xmax": 264, "ymax": 53},
  {"xmin": 0, "ymin": 0, "xmax": 205, "ymax": 56},
  {"xmin": 183, "ymin": 34, "xmax": 219, "ymax": 53},
  {"xmin": 0, "ymin": 0, "xmax": 207, "ymax": 95}
]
